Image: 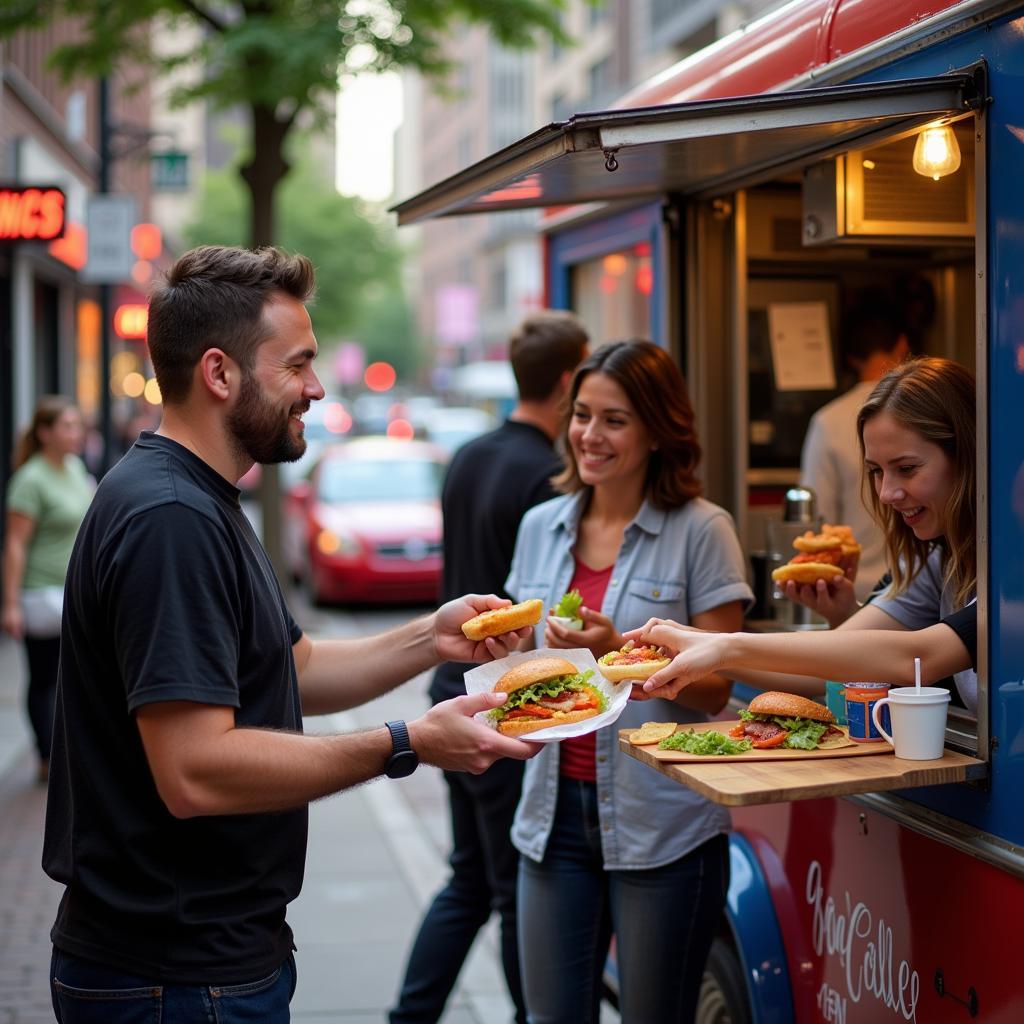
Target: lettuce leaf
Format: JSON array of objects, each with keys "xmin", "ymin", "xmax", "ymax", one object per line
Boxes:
[
  {"xmin": 658, "ymin": 729, "xmax": 751, "ymax": 755},
  {"xmin": 490, "ymin": 670, "xmax": 603, "ymax": 719},
  {"xmin": 554, "ymin": 589, "xmax": 583, "ymax": 619},
  {"xmin": 737, "ymin": 709, "xmax": 829, "ymax": 748}
]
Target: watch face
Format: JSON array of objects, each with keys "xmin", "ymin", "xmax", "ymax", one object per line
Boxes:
[{"xmin": 386, "ymin": 750, "xmax": 418, "ymax": 779}]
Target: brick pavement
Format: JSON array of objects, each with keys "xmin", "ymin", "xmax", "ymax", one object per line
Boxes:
[{"xmin": 0, "ymin": 755, "xmax": 61, "ymax": 1023}]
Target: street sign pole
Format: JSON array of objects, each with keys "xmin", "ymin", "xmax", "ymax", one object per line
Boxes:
[{"xmin": 99, "ymin": 76, "xmax": 112, "ymax": 477}]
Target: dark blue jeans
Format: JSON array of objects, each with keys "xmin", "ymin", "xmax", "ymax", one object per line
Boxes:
[
  {"xmin": 390, "ymin": 757, "xmax": 526, "ymax": 1024},
  {"xmin": 24, "ymin": 634, "xmax": 59, "ymax": 760},
  {"xmin": 50, "ymin": 948, "xmax": 296, "ymax": 1023},
  {"xmin": 518, "ymin": 779, "xmax": 729, "ymax": 1024}
]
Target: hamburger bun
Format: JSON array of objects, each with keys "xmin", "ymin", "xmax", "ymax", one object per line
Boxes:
[
  {"xmin": 461, "ymin": 599, "xmax": 543, "ymax": 641},
  {"xmin": 747, "ymin": 690, "xmax": 836, "ymax": 724},
  {"xmin": 493, "ymin": 657, "xmax": 578, "ymax": 694},
  {"xmin": 496, "ymin": 706, "xmax": 600, "ymax": 736},
  {"xmin": 771, "ymin": 562, "xmax": 845, "ymax": 586}
]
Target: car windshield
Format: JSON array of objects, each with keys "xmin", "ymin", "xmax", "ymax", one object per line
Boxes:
[{"xmin": 317, "ymin": 458, "xmax": 443, "ymax": 504}]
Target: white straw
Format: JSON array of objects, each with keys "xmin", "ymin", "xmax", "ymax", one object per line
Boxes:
[{"xmin": 915, "ymin": 657, "xmax": 922, "ymax": 694}]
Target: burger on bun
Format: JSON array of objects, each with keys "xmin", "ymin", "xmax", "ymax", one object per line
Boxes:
[
  {"xmin": 489, "ymin": 657, "xmax": 605, "ymax": 737},
  {"xmin": 729, "ymin": 691, "xmax": 849, "ymax": 750}
]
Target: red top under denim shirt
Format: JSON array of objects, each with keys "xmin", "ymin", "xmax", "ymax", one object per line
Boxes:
[{"xmin": 558, "ymin": 559, "xmax": 614, "ymax": 782}]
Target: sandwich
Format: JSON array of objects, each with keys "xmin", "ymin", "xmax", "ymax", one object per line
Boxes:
[
  {"xmin": 729, "ymin": 691, "xmax": 849, "ymax": 749},
  {"xmin": 461, "ymin": 598, "xmax": 543, "ymax": 641},
  {"xmin": 597, "ymin": 640, "xmax": 671, "ymax": 682},
  {"xmin": 771, "ymin": 523, "xmax": 860, "ymax": 586},
  {"xmin": 490, "ymin": 657, "xmax": 606, "ymax": 736}
]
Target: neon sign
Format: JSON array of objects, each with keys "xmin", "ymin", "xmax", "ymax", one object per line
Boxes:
[{"xmin": 0, "ymin": 186, "xmax": 67, "ymax": 242}]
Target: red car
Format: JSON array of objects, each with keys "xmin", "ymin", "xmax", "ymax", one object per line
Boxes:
[{"xmin": 285, "ymin": 438, "xmax": 446, "ymax": 605}]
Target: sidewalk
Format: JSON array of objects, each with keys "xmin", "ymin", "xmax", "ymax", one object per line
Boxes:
[{"xmin": 0, "ymin": 632, "xmax": 519, "ymax": 1023}]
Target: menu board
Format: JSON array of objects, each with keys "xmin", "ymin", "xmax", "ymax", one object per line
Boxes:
[{"xmin": 767, "ymin": 301, "xmax": 836, "ymax": 391}]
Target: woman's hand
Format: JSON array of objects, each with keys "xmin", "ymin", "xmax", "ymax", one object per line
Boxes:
[
  {"xmin": 619, "ymin": 621, "xmax": 730, "ymax": 702},
  {"xmin": 782, "ymin": 575, "xmax": 859, "ymax": 628},
  {"xmin": 1, "ymin": 601, "xmax": 23, "ymax": 640},
  {"xmin": 434, "ymin": 595, "xmax": 534, "ymax": 664},
  {"xmin": 544, "ymin": 606, "xmax": 621, "ymax": 657}
]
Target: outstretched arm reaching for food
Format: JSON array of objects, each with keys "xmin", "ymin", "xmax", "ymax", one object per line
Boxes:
[{"xmin": 622, "ymin": 615, "xmax": 973, "ymax": 703}]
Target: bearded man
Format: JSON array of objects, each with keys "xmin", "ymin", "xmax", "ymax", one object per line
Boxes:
[{"xmin": 43, "ymin": 246, "xmax": 538, "ymax": 1023}]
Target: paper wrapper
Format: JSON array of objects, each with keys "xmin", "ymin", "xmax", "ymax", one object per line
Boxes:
[{"xmin": 463, "ymin": 648, "xmax": 632, "ymax": 744}]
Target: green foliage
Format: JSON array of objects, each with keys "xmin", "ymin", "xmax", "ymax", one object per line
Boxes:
[
  {"xmin": 1, "ymin": 1, "xmax": 572, "ymax": 114},
  {"xmin": 183, "ymin": 143, "xmax": 420, "ymax": 377}
]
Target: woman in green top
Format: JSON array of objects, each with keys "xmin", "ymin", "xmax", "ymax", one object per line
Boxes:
[{"xmin": 2, "ymin": 396, "xmax": 93, "ymax": 780}]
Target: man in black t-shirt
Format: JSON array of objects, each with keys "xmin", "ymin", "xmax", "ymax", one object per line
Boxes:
[
  {"xmin": 44, "ymin": 246, "xmax": 540, "ymax": 1024},
  {"xmin": 391, "ymin": 311, "xmax": 588, "ymax": 1024}
]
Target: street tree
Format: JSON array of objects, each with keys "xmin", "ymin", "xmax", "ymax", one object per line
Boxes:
[
  {"xmin": 0, "ymin": 0, "xmax": 569, "ymax": 249},
  {"xmin": 183, "ymin": 144, "xmax": 422, "ymax": 378}
]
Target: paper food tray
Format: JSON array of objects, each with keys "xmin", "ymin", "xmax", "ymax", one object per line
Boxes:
[{"xmin": 464, "ymin": 648, "xmax": 631, "ymax": 743}]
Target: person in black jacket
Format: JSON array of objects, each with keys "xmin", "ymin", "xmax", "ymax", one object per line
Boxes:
[{"xmin": 390, "ymin": 310, "xmax": 589, "ymax": 1024}]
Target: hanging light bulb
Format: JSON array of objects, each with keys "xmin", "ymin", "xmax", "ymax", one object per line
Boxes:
[{"xmin": 912, "ymin": 125, "xmax": 962, "ymax": 180}]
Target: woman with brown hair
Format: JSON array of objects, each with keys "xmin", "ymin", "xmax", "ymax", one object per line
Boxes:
[
  {"xmin": 2, "ymin": 396, "xmax": 93, "ymax": 780},
  {"xmin": 504, "ymin": 340, "xmax": 752, "ymax": 1023},
  {"xmin": 631, "ymin": 357, "xmax": 979, "ymax": 712}
]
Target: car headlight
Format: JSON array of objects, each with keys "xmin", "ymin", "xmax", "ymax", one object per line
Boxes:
[{"xmin": 316, "ymin": 528, "xmax": 362, "ymax": 557}]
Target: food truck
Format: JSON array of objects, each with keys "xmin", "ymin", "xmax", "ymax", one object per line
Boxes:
[{"xmin": 394, "ymin": 1, "xmax": 1024, "ymax": 1020}]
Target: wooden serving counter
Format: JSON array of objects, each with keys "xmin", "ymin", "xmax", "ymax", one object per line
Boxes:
[{"xmin": 619, "ymin": 729, "xmax": 987, "ymax": 807}]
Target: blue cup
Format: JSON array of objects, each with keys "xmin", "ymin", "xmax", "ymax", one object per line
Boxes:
[{"xmin": 824, "ymin": 681, "xmax": 847, "ymax": 726}]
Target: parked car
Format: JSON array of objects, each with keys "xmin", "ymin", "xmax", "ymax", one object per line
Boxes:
[
  {"xmin": 284, "ymin": 437, "xmax": 446, "ymax": 605},
  {"xmin": 421, "ymin": 405, "xmax": 496, "ymax": 456}
]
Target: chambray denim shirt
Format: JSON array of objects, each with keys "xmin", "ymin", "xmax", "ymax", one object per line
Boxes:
[{"xmin": 505, "ymin": 491, "xmax": 754, "ymax": 870}]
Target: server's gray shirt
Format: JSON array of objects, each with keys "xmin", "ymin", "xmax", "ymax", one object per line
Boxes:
[
  {"xmin": 871, "ymin": 546, "xmax": 978, "ymax": 713},
  {"xmin": 505, "ymin": 492, "xmax": 753, "ymax": 869}
]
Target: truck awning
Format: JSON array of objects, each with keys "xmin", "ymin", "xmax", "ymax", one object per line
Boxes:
[{"xmin": 392, "ymin": 73, "xmax": 979, "ymax": 225}]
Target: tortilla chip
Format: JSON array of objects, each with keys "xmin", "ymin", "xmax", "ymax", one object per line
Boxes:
[
  {"xmin": 628, "ymin": 722, "xmax": 678, "ymax": 745},
  {"xmin": 818, "ymin": 729, "xmax": 857, "ymax": 749}
]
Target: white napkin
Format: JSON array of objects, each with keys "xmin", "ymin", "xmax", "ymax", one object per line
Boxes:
[{"xmin": 464, "ymin": 648, "xmax": 631, "ymax": 744}]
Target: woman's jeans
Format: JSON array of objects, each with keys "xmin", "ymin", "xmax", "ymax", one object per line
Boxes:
[
  {"xmin": 50, "ymin": 948, "xmax": 296, "ymax": 1023},
  {"xmin": 24, "ymin": 634, "xmax": 59, "ymax": 760},
  {"xmin": 518, "ymin": 779, "xmax": 729, "ymax": 1024}
]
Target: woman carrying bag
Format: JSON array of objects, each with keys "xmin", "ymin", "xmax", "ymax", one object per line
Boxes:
[{"xmin": 2, "ymin": 396, "xmax": 93, "ymax": 780}]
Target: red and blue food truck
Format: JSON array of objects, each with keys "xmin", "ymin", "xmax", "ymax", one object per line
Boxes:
[{"xmin": 395, "ymin": 1, "xmax": 1024, "ymax": 1019}]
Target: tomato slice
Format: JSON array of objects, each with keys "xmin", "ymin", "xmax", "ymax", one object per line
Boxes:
[
  {"xmin": 751, "ymin": 731, "xmax": 788, "ymax": 749},
  {"xmin": 572, "ymin": 698, "xmax": 598, "ymax": 710},
  {"xmin": 504, "ymin": 704, "xmax": 554, "ymax": 720},
  {"xmin": 729, "ymin": 724, "xmax": 746, "ymax": 738}
]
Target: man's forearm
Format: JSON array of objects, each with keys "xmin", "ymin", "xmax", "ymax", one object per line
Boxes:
[
  {"xmin": 163, "ymin": 726, "xmax": 392, "ymax": 817},
  {"xmin": 298, "ymin": 613, "xmax": 437, "ymax": 715}
]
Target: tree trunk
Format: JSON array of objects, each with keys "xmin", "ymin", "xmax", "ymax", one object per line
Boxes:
[{"xmin": 241, "ymin": 103, "xmax": 293, "ymax": 589}]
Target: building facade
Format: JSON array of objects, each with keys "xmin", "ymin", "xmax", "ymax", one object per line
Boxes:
[
  {"xmin": 1, "ymin": 23, "xmax": 153, "ymax": 502},
  {"xmin": 399, "ymin": 0, "xmax": 789, "ymax": 373}
]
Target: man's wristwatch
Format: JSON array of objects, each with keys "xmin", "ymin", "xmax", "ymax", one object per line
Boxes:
[{"xmin": 384, "ymin": 720, "xmax": 419, "ymax": 779}]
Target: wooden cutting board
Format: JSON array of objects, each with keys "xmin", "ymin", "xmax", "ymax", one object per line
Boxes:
[
  {"xmin": 623, "ymin": 720, "xmax": 893, "ymax": 763},
  {"xmin": 619, "ymin": 724, "xmax": 988, "ymax": 806}
]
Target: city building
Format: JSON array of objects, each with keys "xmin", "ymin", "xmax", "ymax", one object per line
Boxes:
[
  {"xmin": 398, "ymin": 0, "xmax": 789, "ymax": 368},
  {"xmin": 1, "ymin": 22, "xmax": 153, "ymax": 501}
]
